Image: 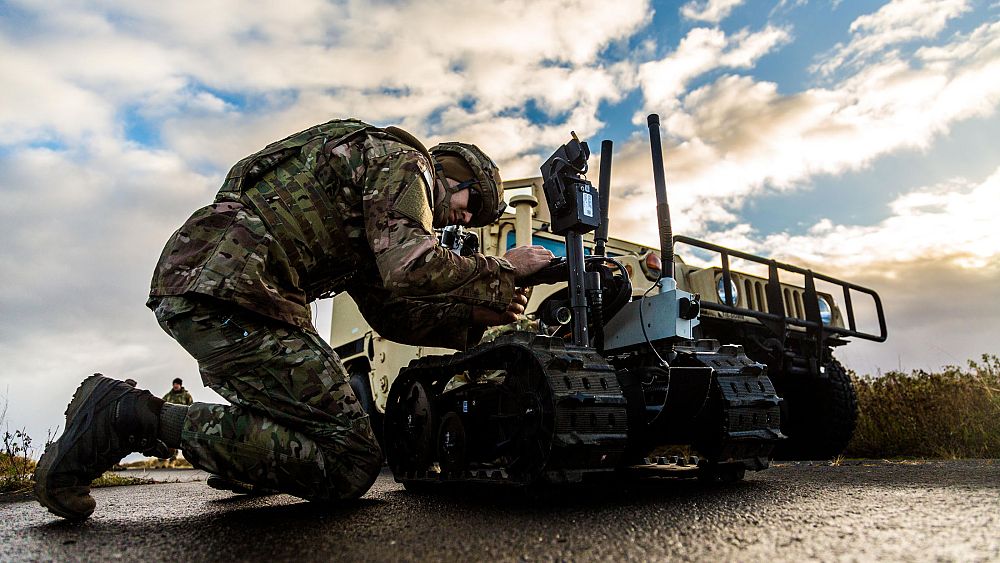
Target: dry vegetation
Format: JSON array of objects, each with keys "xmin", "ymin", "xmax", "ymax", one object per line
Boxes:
[
  {"xmin": 1, "ymin": 394, "xmax": 40, "ymax": 495},
  {"xmin": 846, "ymin": 354, "xmax": 1000, "ymax": 459},
  {"xmin": 1, "ymin": 428, "xmax": 37, "ymax": 495},
  {"xmin": 116, "ymin": 457, "xmax": 194, "ymax": 470}
]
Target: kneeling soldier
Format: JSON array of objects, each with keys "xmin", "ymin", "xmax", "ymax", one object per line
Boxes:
[{"xmin": 35, "ymin": 119, "xmax": 552, "ymax": 520}]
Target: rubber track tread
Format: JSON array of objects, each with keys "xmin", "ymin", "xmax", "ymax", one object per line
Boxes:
[{"xmin": 387, "ymin": 332, "xmax": 628, "ymax": 486}]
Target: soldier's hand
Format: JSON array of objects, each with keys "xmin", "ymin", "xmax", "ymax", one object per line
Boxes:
[
  {"xmin": 507, "ymin": 287, "xmax": 529, "ymax": 317},
  {"xmin": 498, "ymin": 287, "xmax": 530, "ymax": 324},
  {"xmin": 471, "ymin": 306, "xmax": 507, "ymax": 327},
  {"xmin": 504, "ymin": 245, "xmax": 555, "ymax": 284},
  {"xmin": 471, "ymin": 289, "xmax": 529, "ymax": 327}
]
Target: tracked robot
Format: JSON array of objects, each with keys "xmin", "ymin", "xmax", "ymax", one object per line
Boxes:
[{"xmin": 383, "ymin": 115, "xmax": 784, "ymax": 486}]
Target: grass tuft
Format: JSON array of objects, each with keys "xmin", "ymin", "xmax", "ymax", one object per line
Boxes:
[
  {"xmin": 92, "ymin": 472, "xmax": 153, "ymax": 487},
  {"xmin": 116, "ymin": 457, "xmax": 194, "ymax": 470}
]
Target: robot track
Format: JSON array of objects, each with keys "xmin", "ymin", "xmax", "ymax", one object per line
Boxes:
[
  {"xmin": 384, "ymin": 335, "xmax": 784, "ymax": 488},
  {"xmin": 384, "ymin": 332, "xmax": 628, "ymax": 486}
]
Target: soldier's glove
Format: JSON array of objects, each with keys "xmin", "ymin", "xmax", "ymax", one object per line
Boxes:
[{"xmin": 518, "ymin": 257, "xmax": 567, "ymax": 286}]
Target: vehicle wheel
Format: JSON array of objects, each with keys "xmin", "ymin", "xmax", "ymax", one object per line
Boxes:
[
  {"xmin": 772, "ymin": 358, "xmax": 858, "ymax": 460},
  {"xmin": 383, "ymin": 379, "xmax": 437, "ymax": 474},
  {"xmin": 350, "ymin": 370, "xmax": 385, "ymax": 452}
]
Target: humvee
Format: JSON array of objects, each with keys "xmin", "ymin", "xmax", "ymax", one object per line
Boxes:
[{"xmin": 331, "ymin": 168, "xmax": 886, "ymax": 463}]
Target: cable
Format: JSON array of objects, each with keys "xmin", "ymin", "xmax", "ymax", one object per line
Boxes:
[
  {"xmin": 582, "ymin": 256, "xmax": 632, "ymax": 313},
  {"xmin": 638, "ymin": 278, "xmax": 670, "ymax": 369},
  {"xmin": 548, "ymin": 156, "xmax": 589, "ymax": 176}
]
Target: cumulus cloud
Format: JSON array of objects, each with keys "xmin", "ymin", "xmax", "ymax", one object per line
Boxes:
[
  {"xmin": 0, "ymin": 38, "xmax": 116, "ymax": 144},
  {"xmin": 0, "ymin": 142, "xmax": 220, "ymax": 445},
  {"xmin": 605, "ymin": 17, "xmax": 1000, "ymax": 250},
  {"xmin": 756, "ymin": 166, "xmax": 1000, "ymax": 272},
  {"xmin": 0, "ymin": 144, "xmax": 216, "ymax": 332},
  {"xmin": 1, "ymin": 0, "xmax": 651, "ymax": 174},
  {"xmin": 637, "ymin": 24, "xmax": 791, "ymax": 116},
  {"xmin": 813, "ymin": 0, "xmax": 971, "ymax": 76}
]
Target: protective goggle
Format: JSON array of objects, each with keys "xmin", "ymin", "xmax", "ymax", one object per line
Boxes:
[{"xmin": 456, "ymin": 179, "xmax": 484, "ymax": 217}]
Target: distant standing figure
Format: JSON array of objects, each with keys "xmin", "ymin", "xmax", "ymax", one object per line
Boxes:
[{"xmin": 163, "ymin": 378, "xmax": 193, "ymax": 405}]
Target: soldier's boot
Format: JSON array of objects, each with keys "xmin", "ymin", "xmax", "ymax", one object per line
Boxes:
[
  {"xmin": 206, "ymin": 474, "xmax": 277, "ymax": 496},
  {"xmin": 34, "ymin": 374, "xmax": 186, "ymax": 520}
]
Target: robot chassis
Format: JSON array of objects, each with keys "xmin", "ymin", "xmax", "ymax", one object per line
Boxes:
[{"xmin": 383, "ymin": 116, "xmax": 784, "ymax": 487}]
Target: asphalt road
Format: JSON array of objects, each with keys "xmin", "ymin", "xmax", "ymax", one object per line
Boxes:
[{"xmin": 2, "ymin": 460, "xmax": 998, "ymax": 562}]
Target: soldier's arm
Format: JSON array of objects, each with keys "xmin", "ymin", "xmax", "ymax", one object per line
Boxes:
[
  {"xmin": 347, "ymin": 284, "xmax": 486, "ymax": 350},
  {"xmin": 362, "ymin": 145, "xmax": 515, "ymax": 312}
]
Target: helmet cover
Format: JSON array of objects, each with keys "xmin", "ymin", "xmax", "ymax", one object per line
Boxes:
[{"xmin": 430, "ymin": 142, "xmax": 505, "ymax": 227}]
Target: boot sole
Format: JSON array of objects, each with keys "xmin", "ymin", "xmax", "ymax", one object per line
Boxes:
[{"xmin": 34, "ymin": 374, "xmax": 129, "ymax": 520}]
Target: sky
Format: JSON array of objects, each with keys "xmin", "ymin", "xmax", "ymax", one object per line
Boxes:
[{"xmin": 1, "ymin": 0, "xmax": 998, "ymax": 444}]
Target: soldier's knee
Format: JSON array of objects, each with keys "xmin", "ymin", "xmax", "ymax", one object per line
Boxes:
[
  {"xmin": 342, "ymin": 417, "xmax": 384, "ymax": 497},
  {"xmin": 337, "ymin": 448, "xmax": 383, "ymax": 500},
  {"xmin": 307, "ymin": 415, "xmax": 382, "ymax": 501}
]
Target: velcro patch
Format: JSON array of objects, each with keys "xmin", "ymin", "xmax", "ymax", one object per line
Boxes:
[{"xmin": 392, "ymin": 178, "xmax": 434, "ymax": 233}]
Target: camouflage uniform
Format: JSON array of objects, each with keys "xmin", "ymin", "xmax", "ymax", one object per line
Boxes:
[
  {"xmin": 479, "ymin": 317, "xmax": 542, "ymax": 344},
  {"xmin": 147, "ymin": 119, "xmax": 516, "ymax": 501},
  {"xmin": 162, "ymin": 387, "xmax": 193, "ymax": 405}
]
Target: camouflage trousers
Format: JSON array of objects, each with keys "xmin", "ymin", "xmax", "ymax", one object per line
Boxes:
[{"xmin": 150, "ymin": 295, "xmax": 383, "ymax": 501}]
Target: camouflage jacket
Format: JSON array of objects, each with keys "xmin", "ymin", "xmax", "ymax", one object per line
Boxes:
[
  {"xmin": 149, "ymin": 119, "xmax": 515, "ymax": 349},
  {"xmin": 163, "ymin": 387, "xmax": 194, "ymax": 405}
]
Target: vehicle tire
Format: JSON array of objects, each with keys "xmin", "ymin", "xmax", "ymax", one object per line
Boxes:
[
  {"xmin": 771, "ymin": 358, "xmax": 858, "ymax": 460},
  {"xmin": 349, "ymin": 369, "xmax": 385, "ymax": 452}
]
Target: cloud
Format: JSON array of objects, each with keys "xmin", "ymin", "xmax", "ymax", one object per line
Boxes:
[
  {"xmin": 0, "ymin": 141, "xmax": 221, "ymax": 446},
  {"xmin": 0, "ymin": 144, "xmax": 216, "ymax": 335},
  {"xmin": 835, "ymin": 260, "xmax": 1000, "ymax": 376},
  {"xmin": 1, "ymin": 0, "xmax": 652, "ymax": 176},
  {"xmin": 0, "ymin": 37, "xmax": 117, "ymax": 144},
  {"xmin": 680, "ymin": 0, "xmax": 745, "ymax": 23},
  {"xmin": 756, "ymin": 166, "xmax": 1000, "ymax": 272},
  {"xmin": 814, "ymin": 0, "xmax": 972, "ymax": 76},
  {"xmin": 637, "ymin": 25, "xmax": 791, "ymax": 116},
  {"xmin": 604, "ymin": 17, "xmax": 1000, "ymax": 250}
]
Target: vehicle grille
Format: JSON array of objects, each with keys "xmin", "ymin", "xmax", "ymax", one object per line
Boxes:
[{"xmin": 728, "ymin": 273, "xmax": 810, "ymax": 320}]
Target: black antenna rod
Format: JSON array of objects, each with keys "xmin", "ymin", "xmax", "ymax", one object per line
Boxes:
[
  {"xmin": 594, "ymin": 140, "xmax": 613, "ymax": 256},
  {"xmin": 646, "ymin": 114, "xmax": 673, "ymax": 279}
]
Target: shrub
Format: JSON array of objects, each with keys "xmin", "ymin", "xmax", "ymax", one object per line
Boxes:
[{"xmin": 847, "ymin": 354, "xmax": 1000, "ymax": 458}]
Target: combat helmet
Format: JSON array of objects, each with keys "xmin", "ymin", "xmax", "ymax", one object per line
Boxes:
[{"xmin": 429, "ymin": 142, "xmax": 506, "ymax": 227}]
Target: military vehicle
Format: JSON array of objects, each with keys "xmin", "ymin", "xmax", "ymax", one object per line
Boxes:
[{"xmin": 330, "ymin": 117, "xmax": 886, "ymax": 486}]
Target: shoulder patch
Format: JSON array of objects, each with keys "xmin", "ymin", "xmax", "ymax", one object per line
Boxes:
[{"xmin": 393, "ymin": 177, "xmax": 434, "ymax": 233}]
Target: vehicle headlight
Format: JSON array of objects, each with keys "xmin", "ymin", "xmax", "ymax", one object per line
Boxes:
[
  {"xmin": 716, "ymin": 277, "xmax": 738, "ymax": 305},
  {"xmin": 818, "ymin": 296, "xmax": 832, "ymax": 325}
]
